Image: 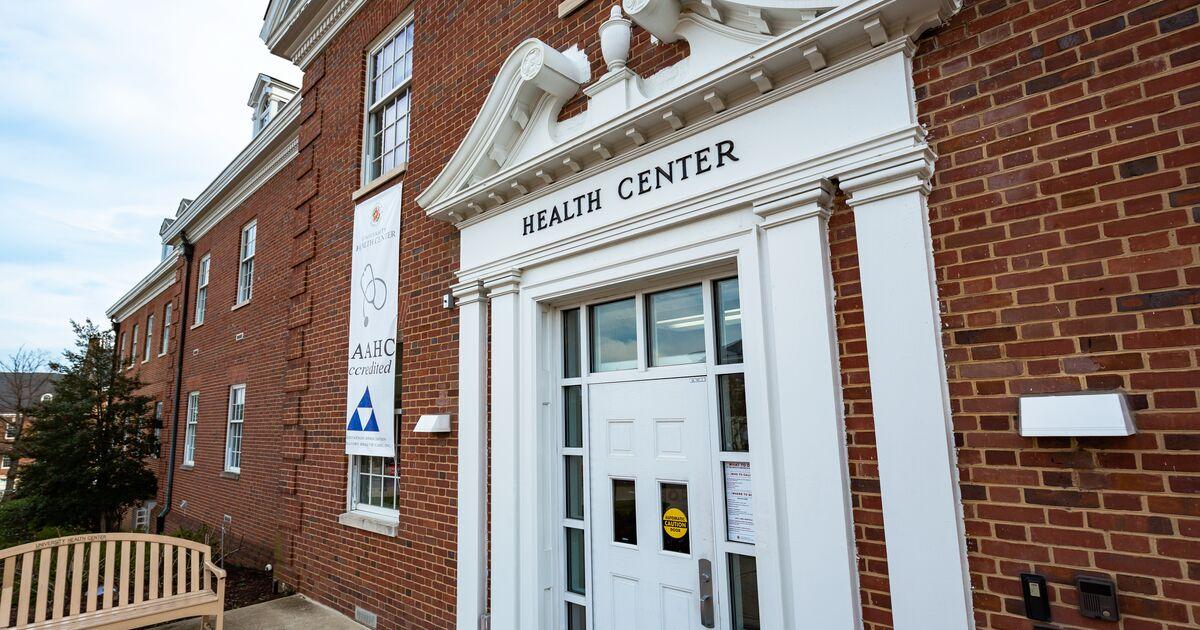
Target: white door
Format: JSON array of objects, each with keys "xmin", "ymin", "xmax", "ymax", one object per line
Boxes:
[{"xmin": 589, "ymin": 377, "xmax": 716, "ymax": 630}]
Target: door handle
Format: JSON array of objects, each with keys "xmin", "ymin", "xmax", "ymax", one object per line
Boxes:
[{"xmin": 698, "ymin": 558, "xmax": 715, "ymax": 628}]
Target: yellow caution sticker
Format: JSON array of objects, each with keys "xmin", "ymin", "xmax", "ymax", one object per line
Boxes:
[{"xmin": 662, "ymin": 507, "xmax": 688, "ymax": 539}]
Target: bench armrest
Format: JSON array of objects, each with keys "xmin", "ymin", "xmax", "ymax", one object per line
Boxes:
[{"xmin": 204, "ymin": 560, "xmax": 227, "ymax": 580}]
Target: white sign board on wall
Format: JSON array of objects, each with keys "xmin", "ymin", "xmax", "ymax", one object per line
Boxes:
[{"xmin": 345, "ymin": 184, "xmax": 402, "ymax": 457}]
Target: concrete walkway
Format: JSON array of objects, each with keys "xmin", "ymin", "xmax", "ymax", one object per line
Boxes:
[{"xmin": 155, "ymin": 595, "xmax": 363, "ymax": 630}]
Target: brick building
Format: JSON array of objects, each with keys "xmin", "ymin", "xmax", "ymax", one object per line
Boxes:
[{"xmin": 105, "ymin": 0, "xmax": 1200, "ymax": 628}]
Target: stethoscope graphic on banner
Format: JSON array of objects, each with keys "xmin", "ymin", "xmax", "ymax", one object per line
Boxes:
[{"xmin": 360, "ymin": 263, "xmax": 388, "ymax": 327}]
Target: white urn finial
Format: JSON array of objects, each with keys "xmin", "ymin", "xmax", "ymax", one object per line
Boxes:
[{"xmin": 599, "ymin": 5, "xmax": 632, "ymax": 72}]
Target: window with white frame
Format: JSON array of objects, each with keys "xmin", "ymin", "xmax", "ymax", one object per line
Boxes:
[
  {"xmin": 119, "ymin": 332, "xmax": 127, "ymax": 365},
  {"xmin": 364, "ymin": 19, "xmax": 414, "ymax": 182},
  {"xmin": 160, "ymin": 302, "xmax": 172, "ymax": 355},
  {"xmin": 195, "ymin": 254, "xmax": 211, "ymax": 324},
  {"xmin": 0, "ymin": 456, "xmax": 9, "ymax": 469},
  {"xmin": 237, "ymin": 221, "xmax": 256, "ymax": 304},
  {"xmin": 39, "ymin": 393, "xmax": 52, "ymax": 403},
  {"xmin": 144, "ymin": 314, "xmax": 154, "ymax": 362},
  {"xmin": 225, "ymin": 385, "xmax": 245, "ymax": 472},
  {"xmin": 130, "ymin": 324, "xmax": 139, "ymax": 368},
  {"xmin": 4, "ymin": 417, "xmax": 15, "ymax": 440},
  {"xmin": 350, "ymin": 454, "xmax": 400, "ymax": 517},
  {"xmin": 152, "ymin": 402, "xmax": 163, "ymax": 459},
  {"xmin": 184, "ymin": 392, "xmax": 199, "ymax": 466}
]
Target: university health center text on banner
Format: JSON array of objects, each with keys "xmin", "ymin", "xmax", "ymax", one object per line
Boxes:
[{"xmin": 345, "ymin": 184, "xmax": 401, "ymax": 457}]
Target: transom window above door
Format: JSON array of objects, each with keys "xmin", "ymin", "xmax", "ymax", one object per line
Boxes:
[{"xmin": 581, "ymin": 277, "xmax": 743, "ymax": 375}]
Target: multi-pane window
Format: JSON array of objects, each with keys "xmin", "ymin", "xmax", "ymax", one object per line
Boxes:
[
  {"xmin": 237, "ymin": 221, "xmax": 256, "ymax": 304},
  {"xmin": 152, "ymin": 402, "xmax": 163, "ymax": 459},
  {"xmin": 364, "ymin": 20, "xmax": 414, "ymax": 182},
  {"xmin": 160, "ymin": 303, "xmax": 172, "ymax": 355},
  {"xmin": 184, "ymin": 392, "xmax": 199, "ymax": 466},
  {"xmin": 351, "ymin": 455, "xmax": 399, "ymax": 515},
  {"xmin": 1, "ymin": 456, "xmax": 9, "ymax": 469},
  {"xmin": 195, "ymin": 254, "xmax": 210, "ymax": 324},
  {"xmin": 4, "ymin": 421, "xmax": 15, "ymax": 440},
  {"xmin": 130, "ymin": 324, "xmax": 139, "ymax": 368},
  {"xmin": 225, "ymin": 385, "xmax": 245, "ymax": 472},
  {"xmin": 119, "ymin": 332, "xmax": 127, "ymax": 366},
  {"xmin": 144, "ymin": 315, "xmax": 154, "ymax": 362}
]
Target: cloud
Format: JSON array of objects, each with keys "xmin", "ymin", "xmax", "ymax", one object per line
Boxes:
[{"xmin": 0, "ymin": 0, "xmax": 301, "ymax": 361}]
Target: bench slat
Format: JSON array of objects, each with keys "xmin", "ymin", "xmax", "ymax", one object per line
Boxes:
[
  {"xmin": 176, "ymin": 546, "xmax": 185, "ymax": 596},
  {"xmin": 33, "ymin": 549, "xmax": 50, "ymax": 622},
  {"xmin": 162, "ymin": 545, "xmax": 172, "ymax": 599},
  {"xmin": 117, "ymin": 541, "xmax": 129, "ymax": 608},
  {"xmin": 85, "ymin": 542, "xmax": 98, "ymax": 613},
  {"xmin": 133, "ymin": 543, "xmax": 144, "ymax": 605},
  {"xmin": 148, "ymin": 543, "xmax": 158, "ymax": 601},
  {"xmin": 68, "ymin": 545, "xmax": 83, "ymax": 617},
  {"xmin": 101, "ymin": 542, "xmax": 114, "ymax": 610},
  {"xmin": 17, "ymin": 552, "xmax": 33, "ymax": 628},
  {"xmin": 2, "ymin": 556, "xmax": 15, "ymax": 628},
  {"xmin": 189, "ymin": 550, "xmax": 199, "ymax": 594},
  {"xmin": 51, "ymin": 547, "xmax": 67, "ymax": 621}
]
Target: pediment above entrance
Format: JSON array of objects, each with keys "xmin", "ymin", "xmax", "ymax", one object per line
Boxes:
[{"xmin": 417, "ymin": 0, "xmax": 960, "ymax": 225}]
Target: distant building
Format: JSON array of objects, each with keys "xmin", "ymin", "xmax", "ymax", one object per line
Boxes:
[{"xmin": 0, "ymin": 371, "xmax": 58, "ymax": 494}]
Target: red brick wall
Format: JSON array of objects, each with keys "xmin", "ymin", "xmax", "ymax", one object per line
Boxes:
[
  {"xmin": 119, "ymin": 0, "xmax": 1200, "ymax": 628},
  {"xmin": 894, "ymin": 0, "xmax": 1199, "ymax": 627},
  {"xmin": 273, "ymin": 2, "xmax": 689, "ymax": 627}
]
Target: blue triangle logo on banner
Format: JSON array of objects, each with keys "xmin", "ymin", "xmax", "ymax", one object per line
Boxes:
[{"xmin": 347, "ymin": 388, "xmax": 379, "ymax": 432}]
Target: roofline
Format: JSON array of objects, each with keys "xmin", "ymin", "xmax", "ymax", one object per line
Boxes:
[
  {"xmin": 160, "ymin": 96, "xmax": 301, "ymax": 245},
  {"xmin": 106, "ymin": 253, "xmax": 178, "ymax": 322}
]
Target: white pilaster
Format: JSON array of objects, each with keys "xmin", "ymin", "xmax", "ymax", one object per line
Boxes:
[
  {"xmin": 753, "ymin": 180, "xmax": 862, "ymax": 630},
  {"xmin": 485, "ymin": 270, "xmax": 523, "ymax": 630},
  {"xmin": 841, "ymin": 154, "xmax": 974, "ymax": 630},
  {"xmin": 452, "ymin": 280, "xmax": 489, "ymax": 630}
]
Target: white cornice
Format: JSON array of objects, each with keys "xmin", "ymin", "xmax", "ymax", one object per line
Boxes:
[
  {"xmin": 418, "ymin": 0, "xmax": 957, "ymax": 223},
  {"xmin": 161, "ymin": 97, "xmax": 301, "ymax": 245},
  {"xmin": 106, "ymin": 254, "xmax": 178, "ymax": 322},
  {"xmin": 261, "ymin": 0, "xmax": 366, "ymax": 69}
]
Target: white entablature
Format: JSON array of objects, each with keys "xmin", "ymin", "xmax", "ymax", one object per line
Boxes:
[{"xmin": 417, "ymin": 0, "xmax": 957, "ymax": 223}]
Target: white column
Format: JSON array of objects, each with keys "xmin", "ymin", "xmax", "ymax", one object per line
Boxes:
[
  {"xmin": 841, "ymin": 154, "xmax": 974, "ymax": 630},
  {"xmin": 452, "ymin": 280, "xmax": 488, "ymax": 630},
  {"xmin": 753, "ymin": 180, "xmax": 862, "ymax": 630},
  {"xmin": 486, "ymin": 270, "xmax": 522, "ymax": 630}
]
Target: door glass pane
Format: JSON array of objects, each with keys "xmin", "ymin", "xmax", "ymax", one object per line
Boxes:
[
  {"xmin": 715, "ymin": 278, "xmax": 743, "ymax": 364},
  {"xmin": 612, "ymin": 479, "xmax": 637, "ymax": 545},
  {"xmin": 567, "ymin": 602, "xmax": 587, "ymax": 630},
  {"xmin": 566, "ymin": 455, "xmax": 584, "ymax": 520},
  {"xmin": 590, "ymin": 299, "xmax": 637, "ymax": 372},
  {"xmin": 728, "ymin": 554, "xmax": 761, "ymax": 630},
  {"xmin": 647, "ymin": 285, "xmax": 706, "ymax": 366},
  {"xmin": 564, "ymin": 385, "xmax": 582, "ymax": 448},
  {"xmin": 660, "ymin": 483, "xmax": 690, "ymax": 554},
  {"xmin": 563, "ymin": 308, "xmax": 581, "ymax": 378},
  {"xmin": 718, "ymin": 373, "xmax": 749, "ymax": 452},
  {"xmin": 566, "ymin": 527, "xmax": 586, "ymax": 595}
]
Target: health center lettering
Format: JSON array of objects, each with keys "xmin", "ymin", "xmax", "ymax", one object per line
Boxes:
[{"xmin": 521, "ymin": 139, "xmax": 740, "ymax": 236}]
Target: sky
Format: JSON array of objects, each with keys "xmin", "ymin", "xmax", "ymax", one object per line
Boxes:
[{"xmin": 0, "ymin": 1, "xmax": 301, "ymax": 364}]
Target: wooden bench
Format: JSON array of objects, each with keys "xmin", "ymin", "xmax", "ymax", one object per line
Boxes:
[{"xmin": 0, "ymin": 533, "xmax": 225, "ymax": 629}]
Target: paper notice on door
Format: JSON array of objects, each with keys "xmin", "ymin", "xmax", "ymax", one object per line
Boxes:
[{"xmin": 724, "ymin": 461, "xmax": 754, "ymax": 544}]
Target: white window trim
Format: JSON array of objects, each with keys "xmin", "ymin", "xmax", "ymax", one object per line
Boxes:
[
  {"xmin": 236, "ymin": 221, "xmax": 256, "ymax": 306},
  {"xmin": 143, "ymin": 314, "xmax": 155, "ymax": 363},
  {"xmin": 129, "ymin": 325, "xmax": 139, "ymax": 370},
  {"xmin": 360, "ymin": 12, "xmax": 415, "ymax": 187},
  {"xmin": 224, "ymin": 384, "xmax": 245, "ymax": 473},
  {"xmin": 159, "ymin": 303, "xmax": 172, "ymax": 356},
  {"xmin": 184, "ymin": 391, "xmax": 199, "ymax": 467},
  {"xmin": 3, "ymin": 414, "xmax": 16, "ymax": 440},
  {"xmin": 194, "ymin": 254, "xmax": 211, "ymax": 327}
]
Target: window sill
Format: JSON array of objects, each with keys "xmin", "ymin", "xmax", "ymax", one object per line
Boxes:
[
  {"xmin": 338, "ymin": 511, "xmax": 399, "ymax": 537},
  {"xmin": 352, "ymin": 163, "xmax": 407, "ymax": 201},
  {"xmin": 231, "ymin": 300, "xmax": 251, "ymax": 312},
  {"xmin": 158, "ymin": 352, "xmax": 168, "ymax": 358},
  {"xmin": 190, "ymin": 322, "xmax": 204, "ymax": 330},
  {"xmin": 558, "ymin": 0, "xmax": 589, "ymax": 18},
  {"xmin": 220, "ymin": 470, "xmax": 239, "ymax": 480},
  {"xmin": 180, "ymin": 464, "xmax": 194, "ymax": 471}
]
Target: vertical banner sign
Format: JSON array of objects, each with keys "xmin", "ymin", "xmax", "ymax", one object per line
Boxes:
[{"xmin": 345, "ymin": 184, "xmax": 401, "ymax": 457}]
